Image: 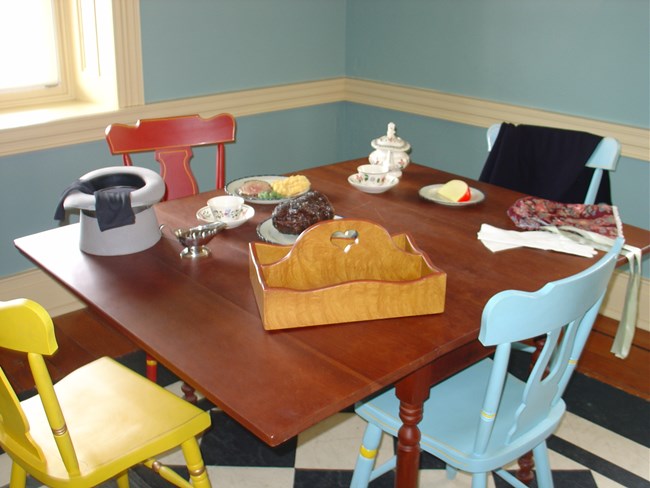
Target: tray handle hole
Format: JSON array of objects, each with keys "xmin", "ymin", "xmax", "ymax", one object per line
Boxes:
[{"xmin": 330, "ymin": 229, "xmax": 359, "ymax": 253}]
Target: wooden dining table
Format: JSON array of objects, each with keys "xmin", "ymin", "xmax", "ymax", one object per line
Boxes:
[{"xmin": 14, "ymin": 158, "xmax": 650, "ymax": 487}]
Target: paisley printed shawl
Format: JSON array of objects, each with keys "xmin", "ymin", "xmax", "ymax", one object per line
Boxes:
[
  {"xmin": 508, "ymin": 196, "xmax": 642, "ymax": 360},
  {"xmin": 507, "ymin": 196, "xmax": 623, "ymax": 239}
]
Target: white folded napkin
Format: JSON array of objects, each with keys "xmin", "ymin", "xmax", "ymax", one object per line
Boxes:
[
  {"xmin": 477, "ymin": 224, "xmax": 597, "ymax": 258},
  {"xmin": 479, "ymin": 223, "xmax": 641, "ymax": 359}
]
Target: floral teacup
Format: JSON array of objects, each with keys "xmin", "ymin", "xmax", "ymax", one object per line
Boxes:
[{"xmin": 357, "ymin": 164, "xmax": 388, "ymax": 186}]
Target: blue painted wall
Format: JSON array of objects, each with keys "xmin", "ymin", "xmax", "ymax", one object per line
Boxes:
[
  {"xmin": 345, "ymin": 0, "xmax": 650, "ymax": 126},
  {"xmin": 140, "ymin": 0, "xmax": 347, "ymax": 101},
  {"xmin": 342, "ymin": 0, "xmax": 649, "ymax": 274},
  {"xmin": 1, "ymin": 0, "xmax": 648, "ymax": 278}
]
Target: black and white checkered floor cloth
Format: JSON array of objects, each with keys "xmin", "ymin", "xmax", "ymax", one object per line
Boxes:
[{"xmin": 2, "ymin": 350, "xmax": 648, "ymax": 488}]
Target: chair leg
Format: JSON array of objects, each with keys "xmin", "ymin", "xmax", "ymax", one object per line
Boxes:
[
  {"xmin": 350, "ymin": 423, "xmax": 383, "ymax": 488},
  {"xmin": 146, "ymin": 354, "xmax": 158, "ymax": 382},
  {"xmin": 471, "ymin": 472, "xmax": 488, "ymax": 488},
  {"xmin": 116, "ymin": 471, "xmax": 130, "ymax": 488},
  {"xmin": 9, "ymin": 463, "xmax": 27, "ymax": 488},
  {"xmin": 532, "ymin": 441, "xmax": 554, "ymax": 488},
  {"xmin": 446, "ymin": 464, "xmax": 458, "ymax": 480},
  {"xmin": 181, "ymin": 437, "xmax": 211, "ymax": 488},
  {"xmin": 145, "ymin": 354, "xmax": 198, "ymax": 404}
]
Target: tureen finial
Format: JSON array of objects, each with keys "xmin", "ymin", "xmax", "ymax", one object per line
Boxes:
[{"xmin": 387, "ymin": 122, "xmax": 396, "ymax": 140}]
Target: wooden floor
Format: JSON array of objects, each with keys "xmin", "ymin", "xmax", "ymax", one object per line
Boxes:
[
  {"xmin": 2, "ymin": 309, "xmax": 139, "ymax": 396},
  {"xmin": 2, "ymin": 309, "xmax": 649, "ymax": 400}
]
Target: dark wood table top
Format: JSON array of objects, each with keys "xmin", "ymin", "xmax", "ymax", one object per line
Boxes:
[{"xmin": 15, "ymin": 159, "xmax": 650, "ymax": 452}]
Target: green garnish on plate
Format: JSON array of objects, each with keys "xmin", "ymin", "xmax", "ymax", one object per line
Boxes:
[{"xmin": 256, "ymin": 190, "xmax": 286, "ymax": 200}]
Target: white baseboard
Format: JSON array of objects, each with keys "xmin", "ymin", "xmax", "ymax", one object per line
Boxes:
[
  {"xmin": 0, "ymin": 269, "xmax": 84, "ymax": 317},
  {"xmin": 1, "ymin": 267, "xmax": 647, "ymax": 333}
]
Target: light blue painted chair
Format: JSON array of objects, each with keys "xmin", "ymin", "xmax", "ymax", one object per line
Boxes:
[
  {"xmin": 350, "ymin": 238, "xmax": 624, "ymax": 488},
  {"xmin": 486, "ymin": 123, "xmax": 621, "ymax": 205},
  {"xmin": 486, "ymin": 124, "xmax": 638, "ymax": 359}
]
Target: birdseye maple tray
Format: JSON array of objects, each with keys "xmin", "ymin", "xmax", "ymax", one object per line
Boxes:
[{"xmin": 248, "ymin": 218, "xmax": 446, "ymax": 330}]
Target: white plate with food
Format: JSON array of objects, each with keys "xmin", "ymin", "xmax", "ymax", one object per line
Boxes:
[
  {"xmin": 256, "ymin": 215, "xmax": 343, "ymax": 245},
  {"xmin": 256, "ymin": 218, "xmax": 301, "ymax": 245},
  {"xmin": 196, "ymin": 204, "xmax": 255, "ymax": 229},
  {"xmin": 419, "ymin": 184, "xmax": 485, "ymax": 206},
  {"xmin": 225, "ymin": 175, "xmax": 310, "ymax": 204}
]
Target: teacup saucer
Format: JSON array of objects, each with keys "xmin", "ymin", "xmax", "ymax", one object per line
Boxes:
[
  {"xmin": 347, "ymin": 173, "xmax": 399, "ymax": 194},
  {"xmin": 196, "ymin": 204, "xmax": 255, "ymax": 229}
]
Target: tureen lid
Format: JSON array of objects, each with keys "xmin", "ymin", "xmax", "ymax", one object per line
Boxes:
[{"xmin": 370, "ymin": 122, "xmax": 411, "ymax": 152}]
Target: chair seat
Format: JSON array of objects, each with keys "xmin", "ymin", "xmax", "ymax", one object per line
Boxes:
[
  {"xmin": 20, "ymin": 357, "xmax": 210, "ymax": 485},
  {"xmin": 356, "ymin": 358, "xmax": 565, "ymax": 473}
]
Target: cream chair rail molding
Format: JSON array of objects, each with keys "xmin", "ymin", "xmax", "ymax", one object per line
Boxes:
[{"xmin": 0, "ymin": 78, "xmax": 648, "ymax": 161}]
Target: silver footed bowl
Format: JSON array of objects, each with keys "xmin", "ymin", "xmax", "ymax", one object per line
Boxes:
[{"xmin": 172, "ymin": 222, "xmax": 226, "ymax": 258}]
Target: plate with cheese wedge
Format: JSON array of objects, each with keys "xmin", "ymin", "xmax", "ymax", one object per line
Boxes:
[
  {"xmin": 419, "ymin": 180, "xmax": 485, "ymax": 206},
  {"xmin": 226, "ymin": 174, "xmax": 311, "ymax": 204}
]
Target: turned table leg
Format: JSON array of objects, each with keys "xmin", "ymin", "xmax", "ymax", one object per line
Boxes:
[
  {"xmin": 145, "ymin": 353, "xmax": 197, "ymax": 404},
  {"xmin": 517, "ymin": 452, "xmax": 535, "ymax": 484},
  {"xmin": 395, "ymin": 367, "xmax": 431, "ymax": 488},
  {"xmin": 181, "ymin": 382, "xmax": 198, "ymax": 403},
  {"xmin": 396, "ymin": 400, "xmax": 424, "ymax": 488}
]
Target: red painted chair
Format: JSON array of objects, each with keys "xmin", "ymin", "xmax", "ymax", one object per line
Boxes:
[
  {"xmin": 106, "ymin": 113, "xmax": 236, "ymax": 200},
  {"xmin": 105, "ymin": 113, "xmax": 236, "ymax": 390}
]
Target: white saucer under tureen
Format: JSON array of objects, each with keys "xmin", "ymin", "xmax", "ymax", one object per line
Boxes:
[
  {"xmin": 347, "ymin": 173, "xmax": 399, "ymax": 194},
  {"xmin": 369, "ymin": 122, "xmax": 411, "ymax": 177}
]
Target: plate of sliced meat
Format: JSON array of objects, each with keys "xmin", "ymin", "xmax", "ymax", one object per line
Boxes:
[{"xmin": 225, "ymin": 175, "xmax": 309, "ymax": 204}]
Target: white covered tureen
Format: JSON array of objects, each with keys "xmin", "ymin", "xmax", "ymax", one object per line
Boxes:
[{"xmin": 369, "ymin": 122, "xmax": 411, "ymax": 177}]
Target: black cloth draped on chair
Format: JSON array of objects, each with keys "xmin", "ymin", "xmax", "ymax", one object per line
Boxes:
[{"xmin": 479, "ymin": 123, "xmax": 612, "ymax": 204}]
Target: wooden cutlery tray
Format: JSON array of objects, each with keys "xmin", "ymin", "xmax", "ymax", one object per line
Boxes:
[{"xmin": 249, "ymin": 218, "xmax": 446, "ymax": 330}]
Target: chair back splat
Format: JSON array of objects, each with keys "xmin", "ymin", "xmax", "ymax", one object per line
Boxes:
[
  {"xmin": 351, "ymin": 238, "xmax": 623, "ymax": 488},
  {"xmin": 106, "ymin": 113, "xmax": 236, "ymax": 200},
  {"xmin": 0, "ymin": 298, "xmax": 212, "ymax": 488}
]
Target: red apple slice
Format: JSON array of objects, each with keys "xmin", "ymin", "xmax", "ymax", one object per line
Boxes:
[{"xmin": 438, "ymin": 180, "xmax": 471, "ymax": 202}]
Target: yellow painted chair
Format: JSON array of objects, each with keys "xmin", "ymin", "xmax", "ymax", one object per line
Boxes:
[{"xmin": 0, "ymin": 298, "xmax": 212, "ymax": 488}]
